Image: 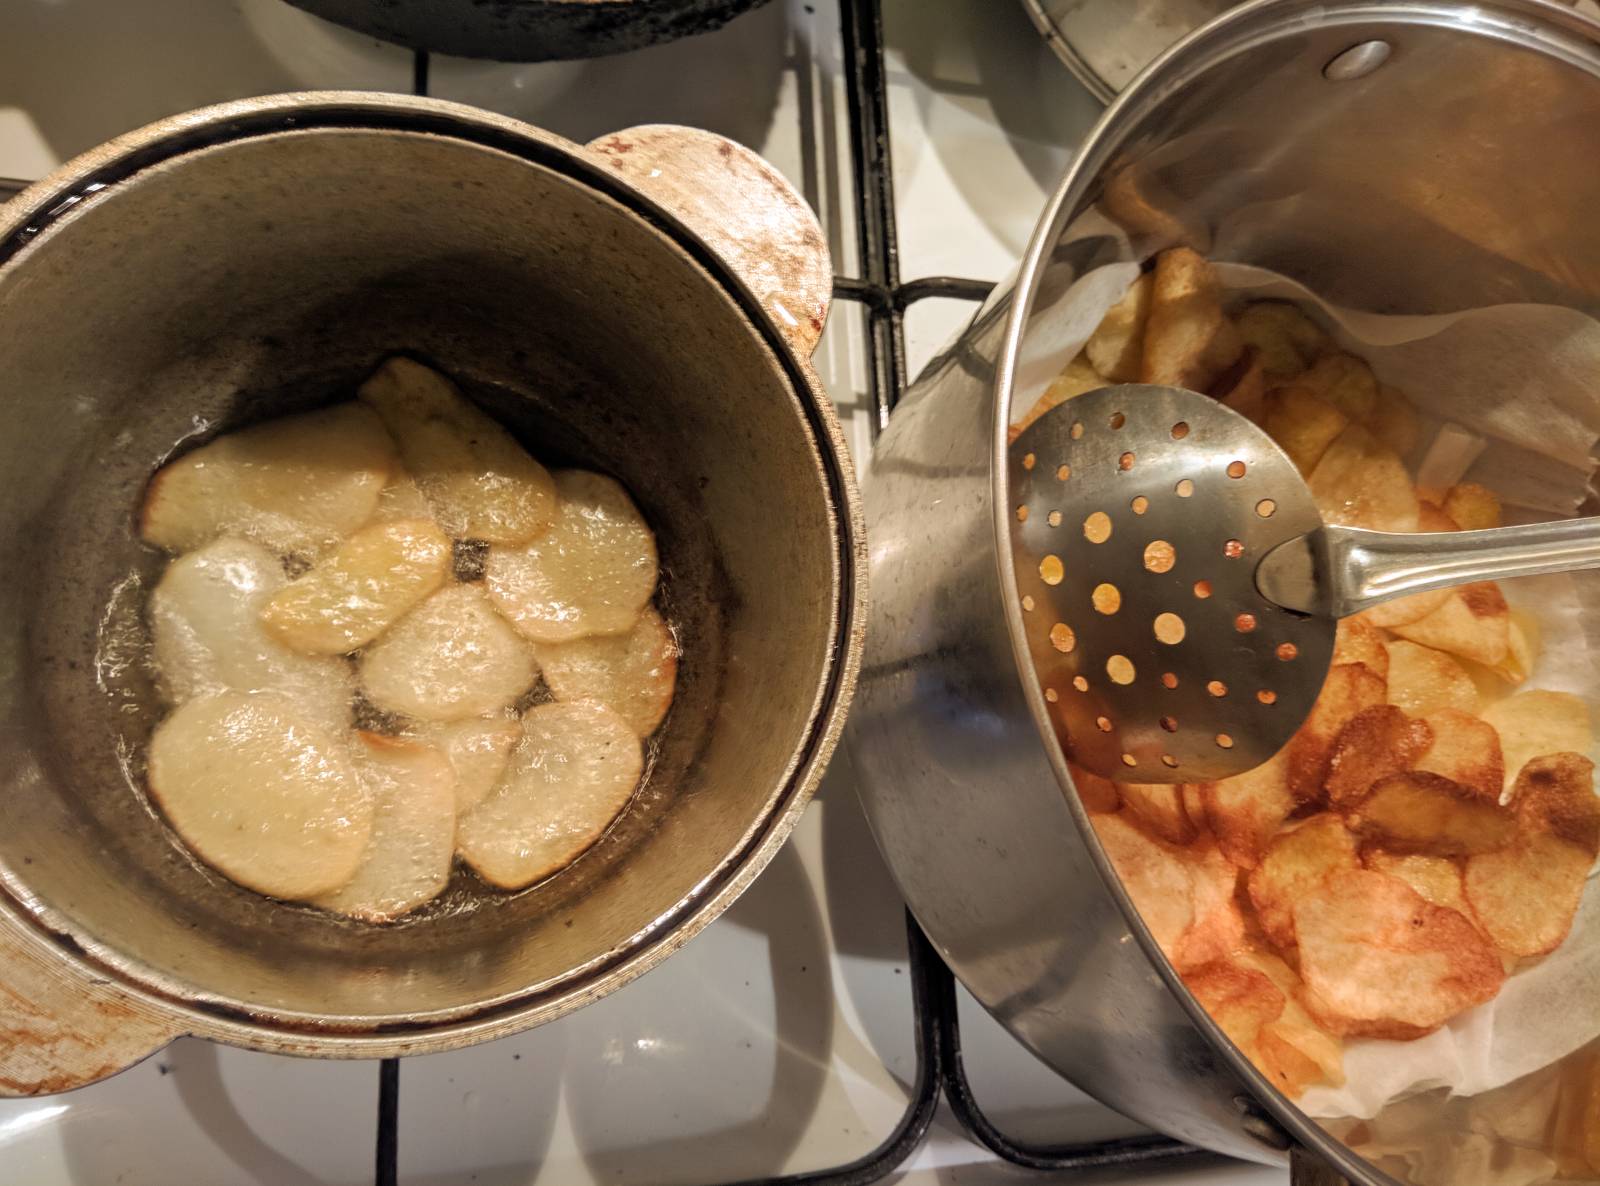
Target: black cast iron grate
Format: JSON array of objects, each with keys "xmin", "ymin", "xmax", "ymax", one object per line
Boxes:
[{"xmin": 376, "ymin": 1, "xmax": 1209, "ymax": 1182}]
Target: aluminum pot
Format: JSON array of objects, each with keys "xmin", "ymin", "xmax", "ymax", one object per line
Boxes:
[
  {"xmin": 848, "ymin": 1, "xmax": 1600, "ymax": 1182},
  {"xmin": 0, "ymin": 92, "xmax": 864, "ymax": 1094}
]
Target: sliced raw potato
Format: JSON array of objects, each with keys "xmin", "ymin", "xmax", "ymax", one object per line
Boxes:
[
  {"xmin": 1481, "ymin": 691, "xmax": 1593, "ymax": 797},
  {"xmin": 485, "ymin": 469, "xmax": 658, "ymax": 643},
  {"xmin": 1213, "ymin": 349, "xmax": 1268, "ymax": 423},
  {"xmin": 369, "ymin": 475, "xmax": 436, "ymax": 525},
  {"xmin": 260, "ymin": 518, "xmax": 451, "ymax": 654},
  {"xmin": 1391, "ymin": 583, "xmax": 1511, "ymax": 669},
  {"xmin": 1413, "ymin": 708, "xmax": 1504, "ymax": 801},
  {"xmin": 415, "ymin": 716, "xmax": 524, "ymax": 813},
  {"xmin": 1294, "ymin": 868, "xmax": 1504, "ymax": 1039},
  {"xmin": 1510, "ymin": 752, "xmax": 1600, "ymax": 856},
  {"xmin": 147, "ymin": 692, "xmax": 372, "ymax": 900},
  {"xmin": 358, "ymin": 357, "xmax": 556, "ymax": 544},
  {"xmin": 1300, "ymin": 353, "xmax": 1377, "ymax": 422},
  {"xmin": 536, "ymin": 606, "xmax": 678, "ymax": 736},
  {"xmin": 360, "ymin": 584, "xmax": 538, "ymax": 722},
  {"xmin": 1465, "ymin": 832, "xmax": 1591, "ymax": 958},
  {"xmin": 1308, "ymin": 424, "xmax": 1419, "ymax": 532},
  {"xmin": 1091, "ymin": 813, "xmax": 1194, "ymax": 954},
  {"xmin": 1286, "ymin": 662, "xmax": 1387, "ymax": 803},
  {"xmin": 1345, "ymin": 771, "xmax": 1517, "ymax": 856},
  {"xmin": 1385, "ymin": 640, "xmax": 1480, "ymax": 716},
  {"xmin": 1068, "ymin": 764, "xmax": 1122, "ymax": 814},
  {"xmin": 1368, "ymin": 386, "xmax": 1421, "ymax": 458},
  {"xmin": 148, "ymin": 537, "xmax": 354, "ymax": 735},
  {"xmin": 141, "ymin": 403, "xmax": 395, "ymax": 558},
  {"xmin": 1262, "ymin": 387, "xmax": 1348, "ymax": 476},
  {"xmin": 1362, "ymin": 851, "xmax": 1470, "ymax": 916},
  {"xmin": 1246, "ymin": 813, "xmax": 1359, "ymax": 950},
  {"xmin": 1359, "ymin": 588, "xmax": 1451, "ymax": 630},
  {"xmin": 1196, "ymin": 747, "xmax": 1295, "ymax": 868},
  {"xmin": 315, "ymin": 733, "xmax": 457, "ymax": 922},
  {"xmin": 1010, "ymin": 354, "xmax": 1106, "ymax": 441},
  {"xmin": 1236, "ymin": 301, "xmax": 1329, "ymax": 382},
  {"xmin": 1139, "ymin": 247, "xmax": 1242, "ymax": 392},
  {"xmin": 1119, "ymin": 782, "xmax": 1198, "ymax": 846},
  {"xmin": 1182, "ymin": 961, "xmax": 1284, "ymax": 1053},
  {"xmin": 1442, "ymin": 482, "xmax": 1502, "ymax": 531},
  {"xmin": 1085, "ymin": 273, "xmax": 1152, "ymax": 382},
  {"xmin": 456, "ymin": 701, "xmax": 643, "ymax": 889},
  {"xmin": 1324, "ymin": 704, "xmax": 1433, "ymax": 809},
  {"xmin": 1333, "ymin": 617, "xmax": 1390, "ymax": 678}
]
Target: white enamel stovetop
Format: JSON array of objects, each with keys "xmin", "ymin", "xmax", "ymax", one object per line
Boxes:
[{"xmin": 0, "ymin": 3, "xmax": 1285, "ymax": 1183}]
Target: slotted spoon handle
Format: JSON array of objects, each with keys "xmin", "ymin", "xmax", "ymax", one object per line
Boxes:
[{"xmin": 1258, "ymin": 517, "xmax": 1600, "ymax": 617}]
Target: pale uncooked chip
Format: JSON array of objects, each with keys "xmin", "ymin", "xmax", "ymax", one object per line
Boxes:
[
  {"xmin": 314, "ymin": 733, "xmax": 457, "ymax": 922},
  {"xmin": 485, "ymin": 470, "xmax": 658, "ymax": 643},
  {"xmin": 141, "ymin": 403, "xmax": 395, "ymax": 558},
  {"xmin": 456, "ymin": 701, "xmax": 643, "ymax": 889},
  {"xmin": 147, "ymin": 692, "xmax": 372, "ymax": 900},
  {"xmin": 358, "ymin": 357, "xmax": 556, "ymax": 544},
  {"xmin": 261, "ymin": 518, "xmax": 450, "ymax": 654},
  {"xmin": 359, "ymin": 584, "xmax": 538, "ymax": 722},
  {"xmin": 148, "ymin": 537, "xmax": 354, "ymax": 735},
  {"xmin": 415, "ymin": 716, "xmax": 523, "ymax": 813},
  {"xmin": 1480, "ymin": 690, "xmax": 1594, "ymax": 797},
  {"xmin": 536, "ymin": 606, "xmax": 677, "ymax": 736}
]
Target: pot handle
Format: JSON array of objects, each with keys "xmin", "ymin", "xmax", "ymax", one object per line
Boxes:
[
  {"xmin": 586, "ymin": 126, "xmax": 831, "ymax": 357},
  {"xmin": 0, "ymin": 909, "xmax": 180, "ymax": 1096}
]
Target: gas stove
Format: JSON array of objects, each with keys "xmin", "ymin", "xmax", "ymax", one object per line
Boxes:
[{"xmin": 0, "ymin": 3, "xmax": 1287, "ymax": 1182}]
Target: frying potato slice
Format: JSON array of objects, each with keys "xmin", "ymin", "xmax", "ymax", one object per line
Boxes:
[
  {"xmin": 1085, "ymin": 273, "xmax": 1152, "ymax": 382},
  {"xmin": 1345, "ymin": 771, "xmax": 1517, "ymax": 856},
  {"xmin": 456, "ymin": 701, "xmax": 643, "ymax": 890},
  {"xmin": 360, "ymin": 584, "xmax": 539, "ymax": 721},
  {"xmin": 141, "ymin": 403, "xmax": 395, "ymax": 559},
  {"xmin": 1300, "ymin": 353, "xmax": 1378, "ymax": 422},
  {"xmin": 415, "ymin": 716, "xmax": 524, "ymax": 813},
  {"xmin": 1235, "ymin": 301, "xmax": 1329, "ymax": 382},
  {"xmin": 1091, "ymin": 813, "xmax": 1194, "ymax": 953},
  {"xmin": 486, "ymin": 470, "xmax": 658, "ymax": 643},
  {"xmin": 1308, "ymin": 424, "xmax": 1420, "ymax": 532},
  {"xmin": 1358, "ymin": 588, "xmax": 1451, "ymax": 630},
  {"xmin": 1295, "ymin": 869, "xmax": 1504, "ymax": 1039},
  {"xmin": 149, "ymin": 537, "xmax": 354, "ymax": 736},
  {"xmin": 1262, "ymin": 387, "xmax": 1348, "ymax": 476},
  {"xmin": 1442, "ymin": 482, "xmax": 1502, "ymax": 531},
  {"xmin": 1325, "ymin": 705, "xmax": 1433, "ymax": 809},
  {"xmin": 1119, "ymin": 782, "xmax": 1199, "ymax": 846},
  {"xmin": 1182, "ymin": 962, "xmax": 1285, "ymax": 1052},
  {"xmin": 1368, "ymin": 386, "xmax": 1421, "ymax": 459},
  {"xmin": 1068, "ymin": 764, "xmax": 1122, "ymax": 814},
  {"xmin": 1197, "ymin": 747, "xmax": 1294, "ymax": 868},
  {"xmin": 1362, "ymin": 851, "xmax": 1469, "ymax": 916},
  {"xmin": 536, "ymin": 606, "xmax": 678, "ymax": 737},
  {"xmin": 1139, "ymin": 247, "xmax": 1243, "ymax": 391},
  {"xmin": 1212, "ymin": 349, "xmax": 1268, "ymax": 423},
  {"xmin": 1287, "ymin": 662, "xmax": 1387, "ymax": 803},
  {"xmin": 1510, "ymin": 752, "xmax": 1600, "ymax": 856},
  {"xmin": 1385, "ymin": 640, "xmax": 1480, "ymax": 716},
  {"xmin": 1391, "ymin": 583, "xmax": 1511, "ymax": 669},
  {"xmin": 314, "ymin": 733, "xmax": 456, "ymax": 922},
  {"xmin": 369, "ymin": 475, "xmax": 435, "ymax": 525},
  {"xmin": 1247, "ymin": 813, "xmax": 1359, "ymax": 950},
  {"xmin": 358, "ymin": 357, "xmax": 557, "ymax": 544},
  {"xmin": 1481, "ymin": 692, "xmax": 1592, "ymax": 797},
  {"xmin": 1010, "ymin": 354, "xmax": 1105, "ymax": 441},
  {"xmin": 148, "ymin": 692, "xmax": 371, "ymax": 900},
  {"xmin": 1333, "ymin": 617, "xmax": 1389, "ymax": 677},
  {"xmin": 1412, "ymin": 709, "xmax": 1503, "ymax": 800},
  {"xmin": 1465, "ymin": 832, "xmax": 1591, "ymax": 958},
  {"xmin": 261, "ymin": 518, "xmax": 451, "ymax": 654}
]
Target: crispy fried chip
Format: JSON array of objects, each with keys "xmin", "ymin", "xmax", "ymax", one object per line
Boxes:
[
  {"xmin": 1212, "ymin": 349, "xmax": 1268, "ymax": 423},
  {"xmin": 1287, "ymin": 662, "xmax": 1387, "ymax": 803},
  {"xmin": 1359, "ymin": 588, "xmax": 1452, "ymax": 630},
  {"xmin": 1325, "ymin": 705, "xmax": 1433, "ymax": 808},
  {"xmin": 1086, "ymin": 274, "xmax": 1152, "ymax": 382},
  {"xmin": 1263, "ymin": 386, "xmax": 1348, "ymax": 476},
  {"xmin": 1368, "ymin": 386, "xmax": 1422, "ymax": 459},
  {"xmin": 1495, "ymin": 613, "xmax": 1536, "ymax": 685},
  {"xmin": 1092, "ymin": 813, "xmax": 1193, "ymax": 953},
  {"xmin": 1301, "ymin": 353, "xmax": 1378, "ymax": 422},
  {"xmin": 1465, "ymin": 832, "xmax": 1591, "ymax": 958},
  {"xmin": 1183, "ymin": 961, "xmax": 1285, "ymax": 1051},
  {"xmin": 1392, "ymin": 582, "xmax": 1511, "ymax": 669},
  {"xmin": 1346, "ymin": 770, "xmax": 1517, "ymax": 856},
  {"xmin": 1481, "ymin": 691, "xmax": 1593, "ymax": 798},
  {"xmin": 1010, "ymin": 353, "xmax": 1106, "ymax": 441},
  {"xmin": 1333, "ymin": 617, "xmax": 1390, "ymax": 677},
  {"xmin": 1232, "ymin": 947, "xmax": 1346, "ymax": 1095},
  {"xmin": 1295, "ymin": 869, "xmax": 1504, "ymax": 1039},
  {"xmin": 1069, "ymin": 763, "xmax": 1122, "ymax": 814},
  {"xmin": 1442, "ymin": 482, "xmax": 1503, "ymax": 531},
  {"xmin": 1510, "ymin": 752, "xmax": 1599, "ymax": 856},
  {"xmin": 1385, "ymin": 640, "xmax": 1480, "ymax": 716},
  {"xmin": 1413, "ymin": 709, "xmax": 1505, "ymax": 801},
  {"xmin": 1235, "ymin": 301, "xmax": 1330, "ymax": 382},
  {"xmin": 1139, "ymin": 248, "xmax": 1243, "ymax": 391},
  {"xmin": 1172, "ymin": 842, "xmax": 1248, "ymax": 972},
  {"xmin": 1417, "ymin": 500, "xmax": 1460, "ymax": 533},
  {"xmin": 1308, "ymin": 424, "xmax": 1420, "ymax": 532},
  {"xmin": 1120, "ymin": 782, "xmax": 1199, "ymax": 845},
  {"xmin": 1197, "ymin": 748, "xmax": 1295, "ymax": 868},
  {"xmin": 1362, "ymin": 851, "xmax": 1470, "ymax": 916},
  {"xmin": 1247, "ymin": 814, "xmax": 1360, "ymax": 951}
]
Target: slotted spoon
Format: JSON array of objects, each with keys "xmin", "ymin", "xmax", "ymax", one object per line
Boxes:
[{"xmin": 1009, "ymin": 384, "xmax": 1600, "ymax": 782}]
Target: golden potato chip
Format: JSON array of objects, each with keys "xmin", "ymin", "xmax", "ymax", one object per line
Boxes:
[
  {"xmin": 1300, "ymin": 353, "xmax": 1378, "ymax": 422},
  {"xmin": 1181, "ymin": 783, "xmax": 1208, "ymax": 835},
  {"xmin": 1442, "ymin": 482, "xmax": 1502, "ymax": 531},
  {"xmin": 1362, "ymin": 851, "xmax": 1469, "ymax": 916},
  {"xmin": 1139, "ymin": 247, "xmax": 1243, "ymax": 391},
  {"xmin": 1212, "ymin": 349, "xmax": 1268, "ymax": 423},
  {"xmin": 1333, "ymin": 617, "xmax": 1389, "ymax": 678},
  {"xmin": 1287, "ymin": 662, "xmax": 1387, "ymax": 803},
  {"xmin": 1091, "ymin": 813, "xmax": 1193, "ymax": 953},
  {"xmin": 1295, "ymin": 868, "xmax": 1504, "ymax": 1039},
  {"xmin": 1465, "ymin": 832, "xmax": 1590, "ymax": 958},
  {"xmin": 1308, "ymin": 424, "xmax": 1420, "ymax": 532},
  {"xmin": 1182, "ymin": 961, "xmax": 1285, "ymax": 1051},
  {"xmin": 1510, "ymin": 751, "xmax": 1599, "ymax": 856},
  {"xmin": 1413, "ymin": 709, "xmax": 1505, "ymax": 801},
  {"xmin": 1121, "ymin": 782, "xmax": 1199, "ymax": 846},
  {"xmin": 1417, "ymin": 500, "xmax": 1460, "ymax": 533},
  {"xmin": 1010, "ymin": 353, "xmax": 1105, "ymax": 441},
  {"xmin": 1232, "ymin": 947, "xmax": 1346, "ymax": 1095},
  {"xmin": 1346, "ymin": 770, "xmax": 1517, "ymax": 856},
  {"xmin": 1358, "ymin": 588, "xmax": 1451, "ymax": 630},
  {"xmin": 1247, "ymin": 813, "xmax": 1360, "ymax": 951},
  {"xmin": 1262, "ymin": 386, "xmax": 1348, "ymax": 476},
  {"xmin": 1086, "ymin": 274, "xmax": 1152, "ymax": 382},
  {"xmin": 1481, "ymin": 691, "xmax": 1592, "ymax": 797},
  {"xmin": 1197, "ymin": 748, "xmax": 1295, "ymax": 868},
  {"xmin": 1494, "ymin": 613, "xmax": 1535, "ymax": 685},
  {"xmin": 1235, "ymin": 301, "xmax": 1330, "ymax": 382},
  {"xmin": 1368, "ymin": 386, "xmax": 1422, "ymax": 459},
  {"xmin": 1325, "ymin": 705, "xmax": 1433, "ymax": 808},
  {"xmin": 1068, "ymin": 764, "xmax": 1122, "ymax": 814},
  {"xmin": 1392, "ymin": 582, "xmax": 1510, "ymax": 669},
  {"xmin": 1172, "ymin": 843, "xmax": 1248, "ymax": 972},
  {"xmin": 1386, "ymin": 640, "xmax": 1480, "ymax": 716}
]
